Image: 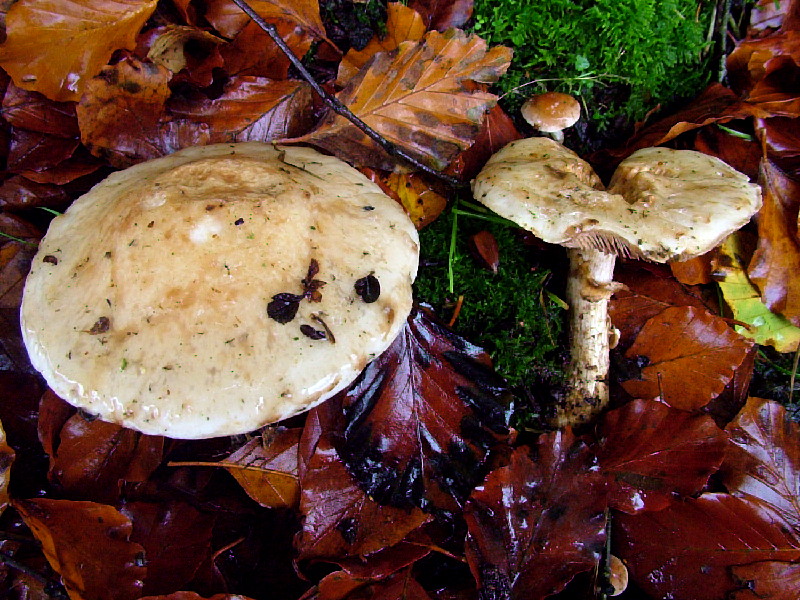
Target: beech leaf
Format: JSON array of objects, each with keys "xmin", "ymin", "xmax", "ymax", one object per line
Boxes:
[
  {"xmin": 594, "ymin": 399, "xmax": 728, "ymax": 514},
  {"xmin": 464, "ymin": 432, "xmax": 608, "ymax": 600},
  {"xmin": 730, "ymin": 560, "xmax": 800, "ymax": 600},
  {"xmin": 14, "ymin": 498, "xmax": 147, "ymax": 600},
  {"xmin": 615, "ymin": 493, "xmax": 800, "ymax": 600},
  {"xmin": 204, "ymin": 0, "xmax": 330, "ymax": 41},
  {"xmin": 338, "ymin": 307, "xmax": 511, "ymax": 514},
  {"xmin": 719, "ymin": 397, "xmax": 800, "ymax": 532},
  {"xmin": 0, "ymin": 417, "xmax": 14, "ymax": 518},
  {"xmin": 622, "ymin": 305, "xmax": 753, "ymax": 410},
  {"xmin": 0, "ymin": 0, "xmax": 158, "ymax": 102},
  {"xmin": 301, "ymin": 29, "xmax": 512, "ymax": 171},
  {"xmin": 716, "ymin": 233, "xmax": 800, "ymax": 352},
  {"xmin": 383, "ymin": 172, "xmax": 448, "ymax": 229}
]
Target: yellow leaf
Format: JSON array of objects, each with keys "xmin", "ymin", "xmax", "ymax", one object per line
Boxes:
[
  {"xmin": 716, "ymin": 233, "xmax": 800, "ymax": 352},
  {"xmin": 0, "ymin": 0, "xmax": 158, "ymax": 102},
  {"xmin": 385, "ymin": 172, "xmax": 447, "ymax": 229}
]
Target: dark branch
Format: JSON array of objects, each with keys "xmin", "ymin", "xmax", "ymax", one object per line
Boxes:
[{"xmin": 229, "ymin": 0, "xmax": 463, "ymax": 188}]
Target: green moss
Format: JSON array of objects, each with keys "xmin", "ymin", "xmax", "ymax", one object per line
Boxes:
[
  {"xmin": 413, "ymin": 204, "xmax": 566, "ymax": 394},
  {"xmin": 471, "ymin": 0, "xmax": 715, "ymax": 129}
]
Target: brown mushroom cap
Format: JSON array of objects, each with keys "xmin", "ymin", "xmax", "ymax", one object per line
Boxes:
[
  {"xmin": 21, "ymin": 143, "xmax": 419, "ymax": 439},
  {"xmin": 471, "ymin": 137, "xmax": 762, "ymax": 261},
  {"xmin": 520, "ymin": 92, "xmax": 581, "ymax": 133}
]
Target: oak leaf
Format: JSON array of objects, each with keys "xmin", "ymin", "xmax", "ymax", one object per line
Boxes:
[
  {"xmin": 593, "ymin": 399, "xmax": 728, "ymax": 514},
  {"xmin": 14, "ymin": 498, "xmax": 147, "ymax": 600},
  {"xmin": 622, "ymin": 306, "xmax": 753, "ymax": 410},
  {"xmin": 464, "ymin": 432, "xmax": 607, "ymax": 600},
  {"xmin": 0, "ymin": 0, "xmax": 158, "ymax": 102},
  {"xmin": 301, "ymin": 29, "xmax": 511, "ymax": 171}
]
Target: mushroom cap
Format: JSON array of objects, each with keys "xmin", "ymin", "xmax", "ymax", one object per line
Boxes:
[
  {"xmin": 520, "ymin": 92, "xmax": 581, "ymax": 133},
  {"xmin": 471, "ymin": 137, "xmax": 762, "ymax": 261},
  {"xmin": 21, "ymin": 142, "xmax": 419, "ymax": 439}
]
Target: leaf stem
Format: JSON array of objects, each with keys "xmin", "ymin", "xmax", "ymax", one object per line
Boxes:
[{"xmin": 229, "ymin": 0, "xmax": 463, "ymax": 188}]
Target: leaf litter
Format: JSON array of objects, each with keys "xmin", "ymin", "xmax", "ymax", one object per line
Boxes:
[{"xmin": 0, "ymin": 1, "xmax": 799, "ymax": 599}]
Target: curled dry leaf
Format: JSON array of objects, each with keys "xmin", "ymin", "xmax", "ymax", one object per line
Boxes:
[
  {"xmin": 14, "ymin": 498, "xmax": 147, "ymax": 600},
  {"xmin": 594, "ymin": 399, "xmax": 728, "ymax": 514},
  {"xmin": 0, "ymin": 0, "xmax": 158, "ymax": 102},
  {"xmin": 464, "ymin": 432, "xmax": 608, "ymax": 600},
  {"xmin": 621, "ymin": 305, "xmax": 753, "ymax": 410},
  {"xmin": 302, "ymin": 29, "xmax": 511, "ymax": 171}
]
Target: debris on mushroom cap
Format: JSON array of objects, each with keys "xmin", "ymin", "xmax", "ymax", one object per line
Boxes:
[
  {"xmin": 20, "ymin": 142, "xmax": 420, "ymax": 439},
  {"xmin": 520, "ymin": 91, "xmax": 581, "ymax": 133},
  {"xmin": 471, "ymin": 137, "xmax": 762, "ymax": 261}
]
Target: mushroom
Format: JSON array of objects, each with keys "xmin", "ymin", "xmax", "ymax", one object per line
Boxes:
[
  {"xmin": 520, "ymin": 91, "xmax": 581, "ymax": 142},
  {"xmin": 472, "ymin": 137, "xmax": 762, "ymax": 426},
  {"xmin": 20, "ymin": 142, "xmax": 419, "ymax": 439}
]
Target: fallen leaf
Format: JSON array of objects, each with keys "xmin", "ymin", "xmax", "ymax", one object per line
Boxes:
[
  {"xmin": 146, "ymin": 25, "xmax": 225, "ymax": 87},
  {"xmin": 205, "ymin": 0, "xmax": 329, "ymax": 42},
  {"xmin": 718, "ymin": 397, "xmax": 800, "ymax": 532},
  {"xmin": 408, "ymin": 0, "xmax": 474, "ymax": 31},
  {"xmin": 336, "ymin": 3, "xmax": 427, "ymax": 86},
  {"xmin": 615, "ymin": 493, "xmax": 800, "ymax": 600},
  {"xmin": 0, "ymin": 417, "xmax": 14, "ymax": 517},
  {"xmin": 730, "ymin": 560, "xmax": 800, "ymax": 600},
  {"xmin": 338, "ymin": 307, "xmax": 511, "ymax": 514},
  {"xmin": 593, "ymin": 398, "xmax": 728, "ymax": 514},
  {"xmin": 716, "ymin": 233, "xmax": 800, "ymax": 352},
  {"xmin": 1, "ymin": 82, "xmax": 79, "ymax": 137},
  {"xmin": 383, "ymin": 172, "xmax": 448, "ymax": 228},
  {"xmin": 0, "ymin": 0, "xmax": 158, "ymax": 101},
  {"xmin": 301, "ymin": 29, "xmax": 511, "ymax": 171},
  {"xmin": 14, "ymin": 498, "xmax": 147, "ymax": 600},
  {"xmin": 464, "ymin": 432, "xmax": 607, "ymax": 600},
  {"xmin": 217, "ymin": 428, "xmax": 301, "ymax": 508},
  {"xmin": 669, "ymin": 254, "xmax": 714, "ymax": 286},
  {"xmin": 221, "ymin": 18, "xmax": 315, "ymax": 80},
  {"xmin": 6, "ymin": 128, "xmax": 79, "ymax": 175},
  {"xmin": 169, "ymin": 77, "xmax": 314, "ymax": 143},
  {"xmin": 77, "ymin": 55, "xmax": 210, "ymax": 167},
  {"xmin": 622, "ymin": 305, "xmax": 753, "ymax": 410},
  {"xmin": 468, "ymin": 230, "xmax": 499, "ymax": 273},
  {"xmin": 0, "ymin": 175, "xmax": 70, "ymax": 210},
  {"xmin": 139, "ymin": 595, "xmax": 258, "ymax": 600}
]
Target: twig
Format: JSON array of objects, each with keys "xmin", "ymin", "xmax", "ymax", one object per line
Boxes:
[
  {"xmin": 229, "ymin": 0, "xmax": 463, "ymax": 188},
  {"xmin": 0, "ymin": 550, "xmax": 68, "ymax": 599}
]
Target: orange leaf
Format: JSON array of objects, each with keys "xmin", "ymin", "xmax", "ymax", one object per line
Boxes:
[
  {"xmin": 14, "ymin": 498, "xmax": 146, "ymax": 600},
  {"xmin": 622, "ymin": 306, "xmax": 753, "ymax": 410},
  {"xmin": 384, "ymin": 172, "xmax": 447, "ymax": 228},
  {"xmin": 205, "ymin": 0, "xmax": 329, "ymax": 41},
  {"xmin": 301, "ymin": 29, "xmax": 511, "ymax": 171},
  {"xmin": 748, "ymin": 159, "xmax": 800, "ymax": 326},
  {"xmin": 336, "ymin": 3, "xmax": 426, "ymax": 86},
  {"xmin": 0, "ymin": 0, "xmax": 158, "ymax": 102},
  {"xmin": 221, "ymin": 18, "xmax": 314, "ymax": 80},
  {"xmin": 0, "ymin": 418, "xmax": 14, "ymax": 518}
]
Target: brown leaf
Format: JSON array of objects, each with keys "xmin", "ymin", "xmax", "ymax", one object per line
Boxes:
[
  {"xmin": 6, "ymin": 128, "xmax": 79, "ymax": 175},
  {"xmin": 14, "ymin": 498, "xmax": 147, "ymax": 600},
  {"xmin": 218, "ymin": 428, "xmax": 301, "ymax": 508},
  {"xmin": 383, "ymin": 172, "xmax": 448, "ymax": 229},
  {"xmin": 121, "ymin": 500, "xmax": 215, "ymax": 597},
  {"xmin": 221, "ymin": 18, "xmax": 314, "ymax": 80},
  {"xmin": 693, "ymin": 123, "xmax": 762, "ymax": 181},
  {"xmin": 615, "ymin": 493, "xmax": 800, "ymax": 600},
  {"xmin": 336, "ymin": 3, "xmax": 427, "ymax": 86},
  {"xmin": 408, "ymin": 0, "xmax": 474, "ymax": 31},
  {"xmin": 622, "ymin": 306, "xmax": 753, "ymax": 410},
  {"xmin": 139, "ymin": 594, "xmax": 258, "ymax": 600},
  {"xmin": 748, "ymin": 159, "xmax": 800, "ymax": 325},
  {"xmin": 169, "ymin": 77, "xmax": 314, "ymax": 143},
  {"xmin": 0, "ymin": 0, "xmax": 158, "ymax": 102},
  {"xmin": 146, "ymin": 25, "xmax": 225, "ymax": 88},
  {"xmin": 0, "ymin": 175, "xmax": 69, "ymax": 211},
  {"xmin": 669, "ymin": 254, "xmax": 713, "ymax": 286},
  {"xmin": 593, "ymin": 399, "xmax": 728, "ymax": 514},
  {"xmin": 464, "ymin": 432, "xmax": 608, "ymax": 600},
  {"xmin": 468, "ymin": 230, "xmax": 499, "ymax": 273},
  {"xmin": 48, "ymin": 411, "xmax": 164, "ymax": 503},
  {"xmin": 719, "ymin": 397, "xmax": 800, "ymax": 532},
  {"xmin": 1, "ymin": 82, "xmax": 79, "ymax": 137},
  {"xmin": 77, "ymin": 55, "xmax": 209, "ymax": 167},
  {"xmin": 730, "ymin": 560, "xmax": 800, "ymax": 600},
  {"xmin": 302, "ymin": 29, "xmax": 511, "ymax": 171},
  {"xmin": 0, "ymin": 417, "xmax": 14, "ymax": 518},
  {"xmin": 205, "ymin": 0, "xmax": 329, "ymax": 41},
  {"xmin": 338, "ymin": 307, "xmax": 511, "ymax": 514}
]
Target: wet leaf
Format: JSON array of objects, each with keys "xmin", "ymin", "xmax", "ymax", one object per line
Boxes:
[
  {"xmin": 205, "ymin": 0, "xmax": 329, "ymax": 41},
  {"xmin": 615, "ymin": 493, "xmax": 800, "ymax": 600},
  {"xmin": 593, "ymin": 399, "xmax": 728, "ymax": 514},
  {"xmin": 0, "ymin": 0, "xmax": 158, "ymax": 101},
  {"xmin": 139, "ymin": 595, "xmax": 258, "ymax": 600},
  {"xmin": 384, "ymin": 172, "xmax": 448, "ymax": 229},
  {"xmin": 336, "ymin": 3, "xmax": 426, "ymax": 86},
  {"xmin": 0, "ymin": 417, "xmax": 14, "ymax": 517},
  {"xmin": 302, "ymin": 29, "xmax": 511, "ymax": 171},
  {"xmin": 218, "ymin": 429, "xmax": 301, "ymax": 508},
  {"xmin": 1, "ymin": 82, "xmax": 79, "ymax": 137},
  {"xmin": 221, "ymin": 18, "xmax": 315, "ymax": 80},
  {"xmin": 718, "ymin": 397, "xmax": 800, "ymax": 532},
  {"xmin": 716, "ymin": 233, "xmax": 800, "ymax": 352},
  {"xmin": 146, "ymin": 25, "xmax": 224, "ymax": 79},
  {"xmin": 622, "ymin": 306, "xmax": 753, "ymax": 410},
  {"xmin": 14, "ymin": 498, "xmax": 147, "ymax": 600},
  {"xmin": 408, "ymin": 0, "xmax": 474, "ymax": 31},
  {"xmin": 339, "ymin": 307, "xmax": 511, "ymax": 514},
  {"xmin": 468, "ymin": 230, "xmax": 499, "ymax": 274},
  {"xmin": 464, "ymin": 432, "xmax": 607, "ymax": 600},
  {"xmin": 730, "ymin": 560, "xmax": 800, "ymax": 600}
]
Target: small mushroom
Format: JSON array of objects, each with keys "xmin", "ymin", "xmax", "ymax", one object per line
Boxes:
[
  {"xmin": 472, "ymin": 137, "xmax": 761, "ymax": 426},
  {"xmin": 520, "ymin": 91, "xmax": 581, "ymax": 142},
  {"xmin": 21, "ymin": 143, "xmax": 419, "ymax": 439}
]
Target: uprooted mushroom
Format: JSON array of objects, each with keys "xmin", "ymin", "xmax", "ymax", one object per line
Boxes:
[
  {"xmin": 472, "ymin": 137, "xmax": 762, "ymax": 427},
  {"xmin": 21, "ymin": 142, "xmax": 419, "ymax": 439}
]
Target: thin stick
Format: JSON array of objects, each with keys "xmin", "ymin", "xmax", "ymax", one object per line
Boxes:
[{"xmin": 230, "ymin": 0, "xmax": 463, "ymax": 188}]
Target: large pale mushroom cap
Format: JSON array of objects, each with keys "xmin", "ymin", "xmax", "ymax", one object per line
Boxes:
[
  {"xmin": 472, "ymin": 137, "xmax": 762, "ymax": 261},
  {"xmin": 21, "ymin": 143, "xmax": 419, "ymax": 439}
]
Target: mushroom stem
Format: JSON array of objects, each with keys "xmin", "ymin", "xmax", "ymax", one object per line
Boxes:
[{"xmin": 555, "ymin": 247, "xmax": 617, "ymax": 427}]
